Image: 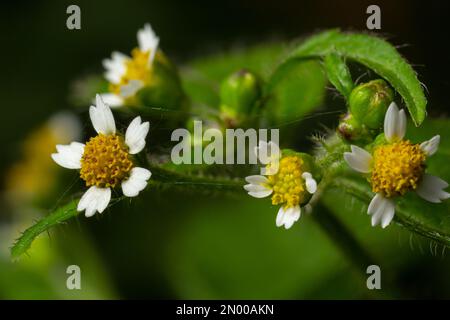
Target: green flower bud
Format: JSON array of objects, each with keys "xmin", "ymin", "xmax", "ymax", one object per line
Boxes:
[
  {"xmin": 349, "ymin": 79, "xmax": 394, "ymax": 129},
  {"xmin": 219, "ymin": 69, "xmax": 262, "ymax": 126},
  {"xmin": 135, "ymin": 52, "xmax": 188, "ymax": 116}
]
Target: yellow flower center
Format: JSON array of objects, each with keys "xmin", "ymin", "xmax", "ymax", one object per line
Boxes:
[
  {"xmin": 268, "ymin": 156, "xmax": 305, "ymax": 208},
  {"xmin": 109, "ymin": 48, "xmax": 152, "ymax": 95},
  {"xmin": 371, "ymin": 140, "xmax": 426, "ymax": 197},
  {"xmin": 80, "ymin": 134, "xmax": 133, "ymax": 188}
]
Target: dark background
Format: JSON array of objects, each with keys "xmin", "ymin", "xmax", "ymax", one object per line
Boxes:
[
  {"xmin": 1, "ymin": 0, "xmax": 450, "ymax": 299},
  {"xmin": 1, "ymin": 0, "xmax": 450, "ymax": 172}
]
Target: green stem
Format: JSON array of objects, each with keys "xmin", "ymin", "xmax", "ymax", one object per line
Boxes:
[
  {"xmin": 10, "ymin": 196, "xmax": 126, "ymax": 259},
  {"xmin": 148, "ymin": 164, "xmax": 244, "ymax": 193},
  {"xmin": 11, "ymin": 199, "xmax": 80, "ymax": 259}
]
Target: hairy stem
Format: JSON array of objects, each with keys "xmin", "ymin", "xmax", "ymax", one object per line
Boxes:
[{"xmin": 149, "ymin": 164, "xmax": 244, "ymax": 193}]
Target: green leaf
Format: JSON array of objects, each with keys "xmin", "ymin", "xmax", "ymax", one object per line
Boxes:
[
  {"xmin": 11, "ymin": 199, "xmax": 80, "ymax": 259},
  {"xmin": 324, "ymin": 52, "xmax": 353, "ymax": 99},
  {"xmin": 263, "ymin": 58, "xmax": 327, "ymax": 124},
  {"xmin": 327, "ymin": 119, "xmax": 450, "ymax": 246},
  {"xmin": 288, "ymin": 30, "xmax": 427, "ymax": 126}
]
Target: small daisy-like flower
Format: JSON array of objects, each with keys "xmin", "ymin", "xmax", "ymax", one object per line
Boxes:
[
  {"xmin": 51, "ymin": 95, "xmax": 151, "ymax": 217},
  {"xmin": 100, "ymin": 23, "xmax": 160, "ymax": 108},
  {"xmin": 244, "ymin": 141, "xmax": 318, "ymax": 229},
  {"xmin": 344, "ymin": 102, "xmax": 450, "ymax": 228}
]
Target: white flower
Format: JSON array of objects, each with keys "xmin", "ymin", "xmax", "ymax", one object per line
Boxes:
[
  {"xmin": 344, "ymin": 102, "xmax": 450, "ymax": 228},
  {"xmin": 244, "ymin": 141, "xmax": 318, "ymax": 229},
  {"xmin": 276, "ymin": 206, "xmax": 301, "ymax": 229},
  {"xmin": 100, "ymin": 23, "xmax": 160, "ymax": 108},
  {"xmin": 51, "ymin": 94, "xmax": 151, "ymax": 217}
]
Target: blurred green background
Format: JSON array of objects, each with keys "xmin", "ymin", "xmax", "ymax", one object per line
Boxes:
[{"xmin": 1, "ymin": 0, "xmax": 450, "ymax": 299}]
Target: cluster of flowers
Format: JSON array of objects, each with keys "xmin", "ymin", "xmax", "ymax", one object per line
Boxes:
[
  {"xmin": 245, "ymin": 103, "xmax": 449, "ymax": 229},
  {"xmin": 51, "ymin": 24, "xmax": 450, "ymax": 231}
]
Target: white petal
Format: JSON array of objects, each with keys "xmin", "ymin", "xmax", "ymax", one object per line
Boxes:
[
  {"xmin": 119, "ymin": 79, "xmax": 144, "ymax": 98},
  {"xmin": 420, "ymin": 135, "xmax": 440, "ymax": 156},
  {"xmin": 121, "ymin": 167, "xmax": 152, "ymax": 197},
  {"xmin": 276, "ymin": 206, "xmax": 301, "ymax": 229},
  {"xmin": 284, "ymin": 206, "xmax": 301, "ymax": 229},
  {"xmin": 77, "ymin": 186, "xmax": 111, "ymax": 218},
  {"xmin": 416, "ymin": 174, "xmax": 450, "ymax": 203},
  {"xmin": 397, "ymin": 109, "xmax": 407, "ymax": 140},
  {"xmin": 103, "ymin": 51, "xmax": 128, "ymax": 84},
  {"xmin": 371, "ymin": 209, "xmax": 383, "ymax": 227},
  {"xmin": 384, "ymin": 102, "xmax": 398, "ymax": 142},
  {"xmin": 245, "ymin": 175, "xmax": 269, "ymax": 185},
  {"xmin": 368, "ymin": 193, "xmax": 383, "ymax": 215},
  {"xmin": 137, "ymin": 23, "xmax": 159, "ymax": 64},
  {"xmin": 381, "ymin": 203, "xmax": 395, "ymax": 229},
  {"xmin": 99, "ymin": 93, "xmax": 124, "ymax": 108},
  {"xmin": 384, "ymin": 102, "xmax": 406, "ymax": 142},
  {"xmin": 89, "ymin": 94, "xmax": 116, "ymax": 135},
  {"xmin": 51, "ymin": 142, "xmax": 85, "ymax": 169},
  {"xmin": 244, "ymin": 184, "xmax": 271, "ymax": 193},
  {"xmin": 125, "ymin": 116, "xmax": 150, "ymax": 154},
  {"xmin": 302, "ymin": 172, "xmax": 317, "ymax": 194},
  {"xmin": 248, "ymin": 189, "xmax": 273, "ymax": 198},
  {"xmin": 244, "ymin": 175, "xmax": 272, "ymax": 198},
  {"xmin": 368, "ymin": 194, "xmax": 395, "ymax": 228},
  {"xmin": 276, "ymin": 207, "xmax": 286, "ymax": 227},
  {"xmin": 343, "ymin": 145, "xmax": 372, "ymax": 173}
]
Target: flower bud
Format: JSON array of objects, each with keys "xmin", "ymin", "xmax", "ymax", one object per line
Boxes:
[
  {"xmin": 135, "ymin": 52, "xmax": 188, "ymax": 115},
  {"xmin": 219, "ymin": 69, "xmax": 262, "ymax": 126},
  {"xmin": 349, "ymin": 79, "xmax": 394, "ymax": 129}
]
